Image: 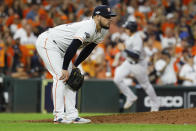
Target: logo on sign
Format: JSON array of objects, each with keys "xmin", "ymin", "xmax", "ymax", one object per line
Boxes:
[{"xmin": 144, "ymin": 96, "xmax": 183, "ymax": 108}]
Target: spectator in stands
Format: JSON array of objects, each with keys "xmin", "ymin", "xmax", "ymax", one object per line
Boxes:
[
  {"xmin": 30, "ymin": 50, "xmax": 43, "ymax": 78},
  {"xmin": 11, "ymin": 38, "xmax": 22, "ymax": 72},
  {"xmin": 160, "ymin": 27, "xmax": 178, "ymax": 49},
  {"xmin": 0, "ymin": 0, "xmax": 195, "ymax": 84},
  {"xmin": 26, "ymin": 4, "xmax": 39, "ymax": 21},
  {"xmin": 155, "ymin": 48, "xmax": 177, "ymax": 85},
  {"xmin": 179, "ymin": 54, "xmax": 196, "ymax": 86},
  {"xmin": 9, "ymin": 14, "xmax": 20, "ymax": 34},
  {"xmin": 34, "ymin": 15, "xmax": 49, "ymax": 36},
  {"xmin": 4, "ymin": 34, "xmax": 14, "ymax": 75},
  {"xmin": 20, "ymin": 24, "xmax": 37, "ymax": 45},
  {"xmin": 5, "ymin": 8, "xmax": 15, "ymax": 27},
  {"xmin": 178, "ymin": 22, "xmax": 194, "ymax": 46},
  {"xmin": 12, "ymin": 0, "xmax": 23, "ymax": 18},
  {"xmin": 11, "ymin": 63, "xmax": 29, "ymax": 79},
  {"xmin": 13, "ymin": 19, "xmax": 27, "ymax": 41}
]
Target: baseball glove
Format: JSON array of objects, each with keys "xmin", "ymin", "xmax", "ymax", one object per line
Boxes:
[{"xmin": 66, "ymin": 68, "xmax": 84, "ymax": 91}]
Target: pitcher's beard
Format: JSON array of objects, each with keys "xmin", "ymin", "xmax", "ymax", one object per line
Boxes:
[
  {"xmin": 100, "ymin": 23, "xmax": 110, "ymax": 29},
  {"xmin": 102, "ymin": 26, "xmax": 109, "ymax": 29}
]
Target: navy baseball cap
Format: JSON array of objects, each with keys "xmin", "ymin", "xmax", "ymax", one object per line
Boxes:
[
  {"xmin": 93, "ymin": 5, "xmax": 116, "ymax": 18},
  {"xmin": 123, "ymin": 21, "xmax": 138, "ymax": 32}
]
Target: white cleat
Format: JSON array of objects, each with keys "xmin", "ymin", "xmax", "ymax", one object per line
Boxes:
[
  {"xmin": 72, "ymin": 117, "xmax": 91, "ymax": 124},
  {"xmin": 151, "ymin": 102, "xmax": 161, "ymax": 112},
  {"xmin": 150, "ymin": 106, "xmax": 159, "ymax": 112},
  {"xmin": 53, "ymin": 118, "xmax": 73, "ymax": 124},
  {"xmin": 123, "ymin": 97, "xmax": 138, "ymax": 109},
  {"xmin": 54, "ymin": 117, "xmax": 91, "ymax": 124}
]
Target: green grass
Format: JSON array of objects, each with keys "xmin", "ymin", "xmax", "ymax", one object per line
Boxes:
[{"xmin": 0, "ymin": 113, "xmax": 196, "ymax": 131}]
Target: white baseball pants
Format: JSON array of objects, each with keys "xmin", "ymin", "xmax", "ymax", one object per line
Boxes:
[{"xmin": 114, "ymin": 60, "xmax": 159, "ymax": 107}]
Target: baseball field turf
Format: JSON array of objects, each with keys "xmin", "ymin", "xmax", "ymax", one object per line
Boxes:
[{"xmin": 0, "ymin": 113, "xmax": 196, "ymax": 131}]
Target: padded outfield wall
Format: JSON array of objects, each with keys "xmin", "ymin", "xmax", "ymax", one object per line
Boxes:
[{"xmin": 2, "ymin": 77, "xmax": 196, "ymax": 113}]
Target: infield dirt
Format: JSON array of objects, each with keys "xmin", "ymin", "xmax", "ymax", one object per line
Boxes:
[{"xmin": 27, "ymin": 108, "xmax": 196, "ymax": 124}]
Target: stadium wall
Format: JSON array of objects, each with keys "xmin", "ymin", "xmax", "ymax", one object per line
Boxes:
[{"xmin": 2, "ymin": 77, "xmax": 196, "ymax": 113}]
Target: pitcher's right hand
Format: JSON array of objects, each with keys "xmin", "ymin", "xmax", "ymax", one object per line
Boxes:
[{"xmin": 60, "ymin": 70, "xmax": 69, "ymax": 83}]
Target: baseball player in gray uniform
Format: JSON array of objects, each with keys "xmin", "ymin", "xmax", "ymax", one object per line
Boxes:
[
  {"xmin": 35, "ymin": 5, "xmax": 116, "ymax": 124},
  {"xmin": 114, "ymin": 21, "xmax": 160, "ymax": 112}
]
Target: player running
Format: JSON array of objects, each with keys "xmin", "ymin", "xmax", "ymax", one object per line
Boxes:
[{"xmin": 114, "ymin": 21, "xmax": 160, "ymax": 112}]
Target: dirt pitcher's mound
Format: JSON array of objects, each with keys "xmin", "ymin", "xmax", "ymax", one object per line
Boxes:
[{"xmin": 27, "ymin": 108, "xmax": 196, "ymax": 124}]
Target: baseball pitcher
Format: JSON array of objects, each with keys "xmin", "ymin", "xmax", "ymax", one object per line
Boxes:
[
  {"xmin": 35, "ymin": 5, "xmax": 116, "ymax": 124},
  {"xmin": 114, "ymin": 21, "xmax": 160, "ymax": 112}
]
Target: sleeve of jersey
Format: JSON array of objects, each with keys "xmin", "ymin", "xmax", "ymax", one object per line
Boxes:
[{"xmin": 73, "ymin": 24, "xmax": 94, "ymax": 43}]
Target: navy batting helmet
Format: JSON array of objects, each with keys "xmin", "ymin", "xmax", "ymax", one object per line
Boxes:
[{"xmin": 123, "ymin": 21, "xmax": 138, "ymax": 33}]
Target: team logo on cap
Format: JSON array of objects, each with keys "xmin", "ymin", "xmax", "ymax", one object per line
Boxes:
[
  {"xmin": 107, "ymin": 8, "xmax": 111, "ymax": 12},
  {"xmin": 95, "ymin": 11, "xmax": 100, "ymax": 14}
]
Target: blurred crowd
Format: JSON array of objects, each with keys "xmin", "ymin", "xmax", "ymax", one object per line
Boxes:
[{"xmin": 0, "ymin": 0, "xmax": 196, "ymax": 86}]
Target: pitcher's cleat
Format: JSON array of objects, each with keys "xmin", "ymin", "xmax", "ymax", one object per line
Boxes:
[
  {"xmin": 53, "ymin": 118, "xmax": 72, "ymax": 124},
  {"xmin": 72, "ymin": 117, "xmax": 91, "ymax": 124}
]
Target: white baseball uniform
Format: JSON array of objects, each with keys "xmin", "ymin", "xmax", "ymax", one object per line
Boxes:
[
  {"xmin": 114, "ymin": 32, "xmax": 160, "ymax": 110},
  {"xmin": 35, "ymin": 18, "xmax": 108, "ymax": 120}
]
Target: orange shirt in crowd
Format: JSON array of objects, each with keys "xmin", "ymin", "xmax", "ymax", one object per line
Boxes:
[
  {"xmin": 23, "ymin": 8, "xmax": 31, "ymax": 18},
  {"xmin": 162, "ymin": 0, "xmax": 169, "ymax": 7},
  {"xmin": 27, "ymin": 19, "xmax": 39, "ymax": 27},
  {"xmin": 77, "ymin": 9, "xmax": 84, "ymax": 19},
  {"xmin": 0, "ymin": 43, "xmax": 5, "ymax": 67},
  {"xmin": 38, "ymin": 8, "xmax": 54, "ymax": 27},
  {"xmin": 150, "ymin": 0, "xmax": 158, "ymax": 5},
  {"xmin": 191, "ymin": 45, "xmax": 196, "ymax": 55},
  {"xmin": 183, "ymin": 0, "xmax": 192, "ymax": 5},
  {"xmin": 42, "ymin": 0, "xmax": 49, "ymax": 6},
  {"xmin": 173, "ymin": 57, "xmax": 181, "ymax": 73},
  {"xmin": 153, "ymin": 41, "xmax": 162, "ymax": 51},
  {"xmin": 19, "ymin": 45, "xmax": 28, "ymax": 66},
  {"xmin": 45, "ymin": 71, "xmax": 53, "ymax": 79},
  {"xmin": 175, "ymin": 46, "xmax": 183, "ymax": 54},
  {"xmin": 161, "ymin": 22, "xmax": 175, "ymax": 34},
  {"xmin": 6, "ymin": 15, "xmax": 14, "ymax": 27},
  {"xmin": 134, "ymin": 11, "xmax": 146, "ymax": 30},
  {"xmin": 6, "ymin": 46, "xmax": 14, "ymax": 68},
  {"xmin": 4, "ymin": 0, "xmax": 13, "ymax": 7}
]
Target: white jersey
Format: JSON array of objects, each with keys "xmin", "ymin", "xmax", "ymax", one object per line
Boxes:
[
  {"xmin": 124, "ymin": 32, "xmax": 145, "ymax": 62},
  {"xmin": 160, "ymin": 58, "xmax": 177, "ymax": 84},
  {"xmin": 47, "ymin": 18, "xmax": 108, "ymax": 52},
  {"xmin": 179, "ymin": 64, "xmax": 196, "ymax": 86}
]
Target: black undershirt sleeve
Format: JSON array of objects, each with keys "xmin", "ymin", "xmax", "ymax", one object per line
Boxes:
[
  {"xmin": 74, "ymin": 43, "xmax": 97, "ymax": 67},
  {"xmin": 124, "ymin": 49, "xmax": 140, "ymax": 60},
  {"xmin": 62, "ymin": 39, "xmax": 82, "ymax": 70}
]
